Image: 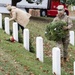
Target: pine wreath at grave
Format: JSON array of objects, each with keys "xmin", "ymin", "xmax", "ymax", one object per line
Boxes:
[{"xmin": 45, "ymin": 21, "xmax": 68, "ymax": 42}]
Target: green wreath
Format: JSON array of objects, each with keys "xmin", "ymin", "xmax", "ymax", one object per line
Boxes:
[{"xmin": 45, "ymin": 21, "xmax": 68, "ymax": 42}]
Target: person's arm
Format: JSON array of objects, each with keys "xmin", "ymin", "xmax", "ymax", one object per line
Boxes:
[
  {"xmin": 9, "ymin": 11, "xmax": 16, "ymax": 21},
  {"xmin": 63, "ymin": 17, "xmax": 73, "ymax": 30},
  {"xmin": 67, "ymin": 17, "xmax": 73, "ymax": 29},
  {"xmin": 52, "ymin": 17, "xmax": 57, "ymax": 22}
]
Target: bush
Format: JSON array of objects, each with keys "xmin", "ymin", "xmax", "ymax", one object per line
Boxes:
[
  {"xmin": 18, "ymin": 31, "xmax": 23, "ymax": 43},
  {"xmin": 18, "ymin": 31, "xmax": 35, "ymax": 53},
  {"xmin": 2, "ymin": 19, "xmax": 5, "ymax": 30},
  {"xmin": 29, "ymin": 38, "xmax": 35, "ymax": 53},
  {"xmin": 45, "ymin": 21, "xmax": 68, "ymax": 42}
]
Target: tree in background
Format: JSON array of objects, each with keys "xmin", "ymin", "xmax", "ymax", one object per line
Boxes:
[
  {"xmin": 12, "ymin": 0, "xmax": 22, "ymax": 6},
  {"xmin": 66, "ymin": 0, "xmax": 75, "ymax": 5}
]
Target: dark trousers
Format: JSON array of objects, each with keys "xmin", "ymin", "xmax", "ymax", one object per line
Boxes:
[{"xmin": 18, "ymin": 24, "xmax": 24, "ymax": 33}]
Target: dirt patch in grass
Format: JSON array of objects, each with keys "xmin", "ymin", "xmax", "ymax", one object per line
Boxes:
[{"xmin": 69, "ymin": 11, "xmax": 75, "ymax": 16}]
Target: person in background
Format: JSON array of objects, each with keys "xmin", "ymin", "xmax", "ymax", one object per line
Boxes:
[
  {"xmin": 53, "ymin": 5, "xmax": 73, "ymax": 65},
  {"xmin": 6, "ymin": 4, "xmax": 31, "ymax": 33},
  {"xmin": 12, "ymin": 0, "xmax": 24, "ymax": 33}
]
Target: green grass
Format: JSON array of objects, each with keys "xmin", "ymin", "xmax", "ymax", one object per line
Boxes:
[
  {"xmin": 0, "ymin": 29, "xmax": 52, "ymax": 75},
  {"xmin": 0, "ymin": 15, "xmax": 75, "ymax": 75}
]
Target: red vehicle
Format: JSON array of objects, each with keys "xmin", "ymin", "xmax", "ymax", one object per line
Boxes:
[{"xmin": 46, "ymin": 0, "xmax": 69, "ymax": 17}]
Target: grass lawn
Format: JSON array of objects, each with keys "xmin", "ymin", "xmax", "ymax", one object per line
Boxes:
[{"xmin": 0, "ymin": 14, "xmax": 75, "ymax": 75}]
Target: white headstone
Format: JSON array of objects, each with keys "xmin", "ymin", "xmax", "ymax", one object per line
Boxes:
[
  {"xmin": 74, "ymin": 61, "xmax": 75, "ymax": 75},
  {"xmin": 13, "ymin": 22, "xmax": 18, "ymax": 41},
  {"xmin": 52, "ymin": 47, "xmax": 61, "ymax": 75},
  {"xmin": 36, "ymin": 37, "xmax": 43, "ymax": 62},
  {"xmin": 71, "ymin": 6, "xmax": 74, "ymax": 11},
  {"xmin": 23, "ymin": 29, "xmax": 29, "ymax": 51},
  {"xmin": 4, "ymin": 17, "xmax": 10, "ymax": 35},
  {"xmin": 69, "ymin": 31, "xmax": 74, "ymax": 46},
  {"xmin": 0, "ymin": 13, "xmax": 2, "ymax": 28}
]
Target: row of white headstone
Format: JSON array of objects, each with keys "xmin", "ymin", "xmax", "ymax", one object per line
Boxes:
[
  {"xmin": 0, "ymin": 13, "xmax": 75, "ymax": 75},
  {"xmin": 52, "ymin": 47, "xmax": 75, "ymax": 75},
  {"xmin": 0, "ymin": 13, "xmax": 44, "ymax": 62},
  {"xmin": 0, "ymin": 14, "xmax": 74, "ymax": 46}
]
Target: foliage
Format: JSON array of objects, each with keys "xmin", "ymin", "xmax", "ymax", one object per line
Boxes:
[
  {"xmin": 29, "ymin": 38, "xmax": 35, "ymax": 53},
  {"xmin": 10, "ymin": 29, "xmax": 13, "ymax": 35},
  {"xmin": 66, "ymin": 0, "xmax": 75, "ymax": 5},
  {"xmin": 2, "ymin": 19, "xmax": 5, "ymax": 30},
  {"xmin": 18, "ymin": 31, "xmax": 23, "ymax": 43},
  {"xmin": 18, "ymin": 31, "xmax": 35, "ymax": 52},
  {"xmin": 45, "ymin": 21, "xmax": 67, "ymax": 42}
]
